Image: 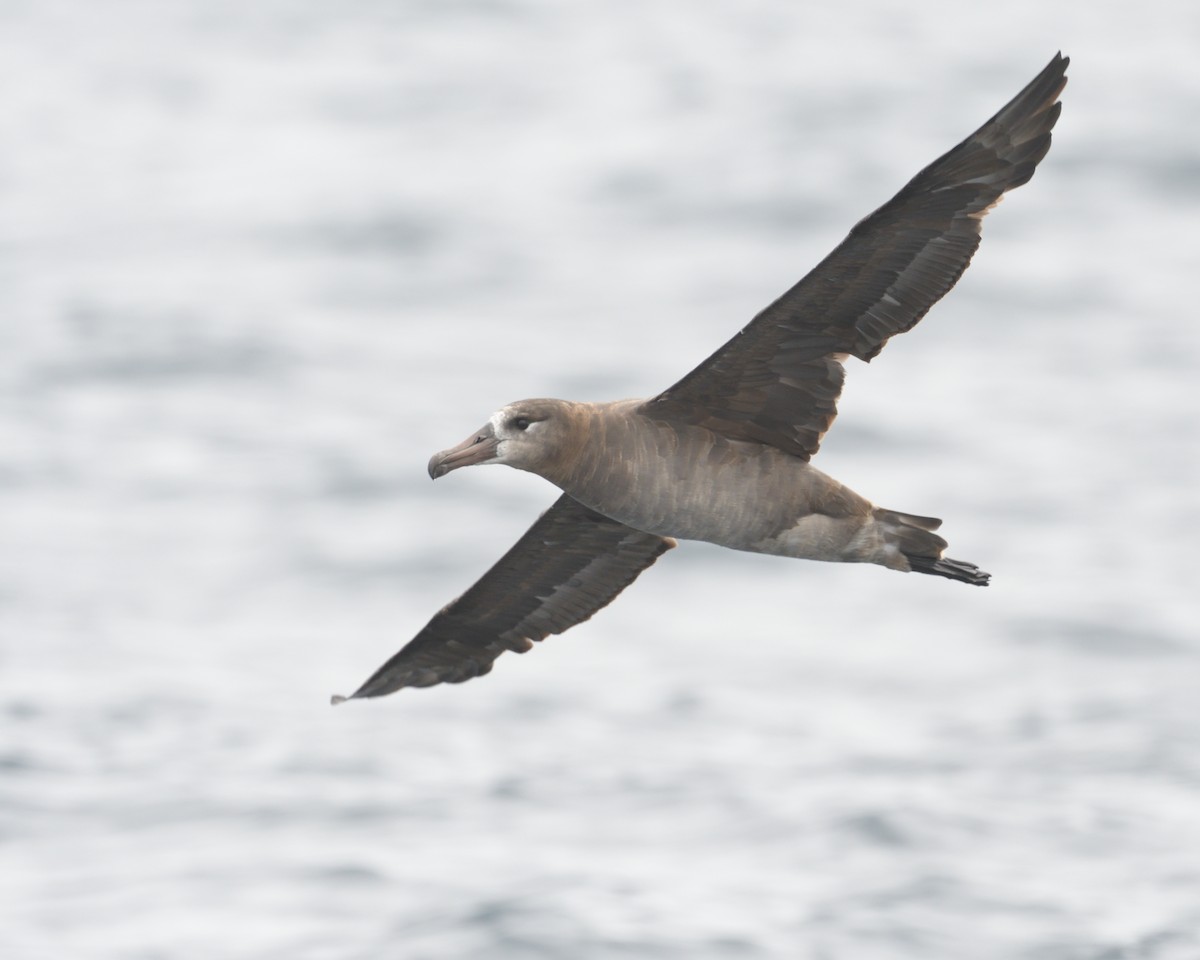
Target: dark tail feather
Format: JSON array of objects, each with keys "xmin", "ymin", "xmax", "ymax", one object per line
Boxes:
[
  {"xmin": 876, "ymin": 509, "xmax": 991, "ymax": 586},
  {"xmin": 907, "ymin": 554, "xmax": 991, "ymax": 586}
]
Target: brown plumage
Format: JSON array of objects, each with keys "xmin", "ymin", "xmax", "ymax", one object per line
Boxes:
[{"xmin": 334, "ymin": 53, "xmax": 1067, "ymax": 702}]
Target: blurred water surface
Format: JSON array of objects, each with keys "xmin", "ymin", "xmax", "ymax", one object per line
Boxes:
[{"xmin": 3, "ymin": 2, "xmax": 1200, "ymax": 958}]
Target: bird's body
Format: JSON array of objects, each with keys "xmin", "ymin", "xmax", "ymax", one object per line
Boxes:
[
  {"xmin": 334, "ymin": 53, "xmax": 1068, "ymax": 702},
  {"xmin": 574, "ymin": 409, "xmax": 873, "ymax": 563},
  {"xmin": 489, "ymin": 397, "xmax": 936, "ymax": 573}
]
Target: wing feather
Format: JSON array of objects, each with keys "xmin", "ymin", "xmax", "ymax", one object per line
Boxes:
[
  {"xmin": 638, "ymin": 53, "xmax": 1068, "ymax": 459},
  {"xmin": 333, "ymin": 494, "xmax": 674, "ymax": 700}
]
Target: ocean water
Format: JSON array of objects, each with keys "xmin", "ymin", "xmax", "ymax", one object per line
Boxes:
[{"xmin": 3, "ymin": 2, "xmax": 1199, "ymax": 958}]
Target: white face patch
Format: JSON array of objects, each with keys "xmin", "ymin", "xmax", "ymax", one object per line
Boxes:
[
  {"xmin": 488, "ymin": 405, "xmax": 552, "ymax": 470},
  {"xmin": 488, "ymin": 409, "xmax": 512, "ymax": 462}
]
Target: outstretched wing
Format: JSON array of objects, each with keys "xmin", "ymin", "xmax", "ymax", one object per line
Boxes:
[
  {"xmin": 333, "ymin": 494, "xmax": 675, "ymax": 700},
  {"xmin": 638, "ymin": 53, "xmax": 1068, "ymax": 460}
]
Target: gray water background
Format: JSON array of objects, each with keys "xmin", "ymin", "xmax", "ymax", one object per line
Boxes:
[{"xmin": 3, "ymin": 2, "xmax": 1200, "ymax": 958}]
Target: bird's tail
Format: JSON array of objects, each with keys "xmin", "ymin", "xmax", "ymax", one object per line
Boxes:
[
  {"xmin": 906, "ymin": 553, "xmax": 991, "ymax": 586},
  {"xmin": 876, "ymin": 509, "xmax": 991, "ymax": 586}
]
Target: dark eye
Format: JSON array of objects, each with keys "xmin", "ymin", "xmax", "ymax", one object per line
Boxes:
[{"xmin": 512, "ymin": 417, "xmax": 531, "ymax": 431}]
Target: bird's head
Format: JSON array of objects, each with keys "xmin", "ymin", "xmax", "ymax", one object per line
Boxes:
[{"xmin": 427, "ymin": 398, "xmax": 581, "ymax": 480}]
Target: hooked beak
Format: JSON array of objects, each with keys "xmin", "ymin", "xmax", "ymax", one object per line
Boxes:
[{"xmin": 428, "ymin": 422, "xmax": 500, "ymax": 479}]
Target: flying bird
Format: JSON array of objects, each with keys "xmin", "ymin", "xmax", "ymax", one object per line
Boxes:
[{"xmin": 333, "ymin": 53, "xmax": 1067, "ymax": 702}]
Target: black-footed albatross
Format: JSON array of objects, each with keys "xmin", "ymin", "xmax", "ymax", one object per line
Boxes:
[{"xmin": 333, "ymin": 53, "xmax": 1068, "ymax": 702}]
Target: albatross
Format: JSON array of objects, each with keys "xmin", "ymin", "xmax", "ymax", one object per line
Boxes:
[{"xmin": 333, "ymin": 53, "xmax": 1068, "ymax": 702}]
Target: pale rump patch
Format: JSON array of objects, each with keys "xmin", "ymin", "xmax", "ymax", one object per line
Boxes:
[{"xmin": 754, "ymin": 513, "xmax": 880, "ymax": 564}]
